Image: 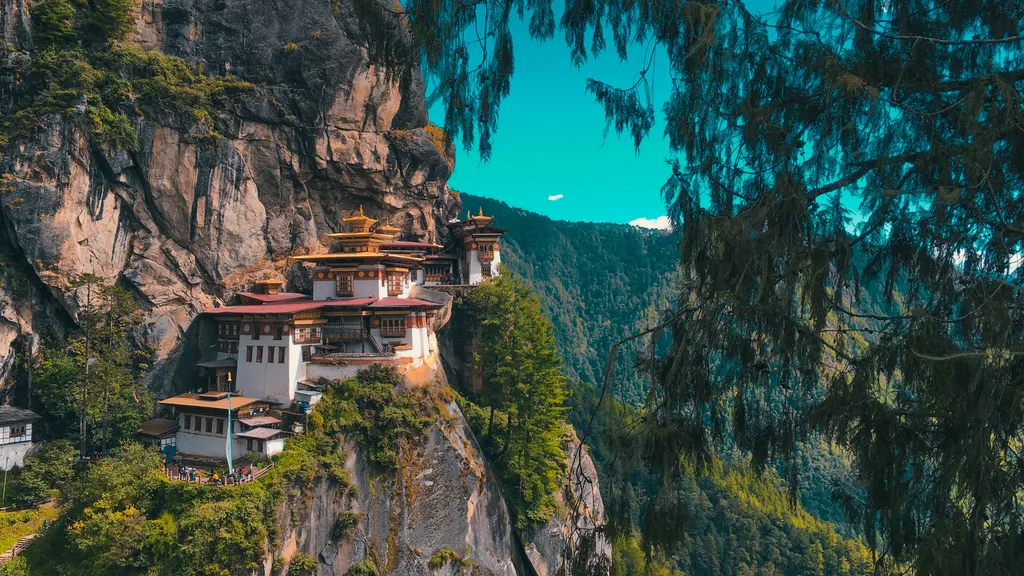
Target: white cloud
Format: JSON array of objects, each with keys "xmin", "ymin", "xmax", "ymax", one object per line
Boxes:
[
  {"xmin": 629, "ymin": 215, "xmax": 672, "ymax": 230},
  {"xmin": 548, "ymin": 194, "xmax": 564, "ymax": 201}
]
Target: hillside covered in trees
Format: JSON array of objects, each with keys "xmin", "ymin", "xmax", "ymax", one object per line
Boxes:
[{"xmin": 460, "ymin": 193, "xmax": 679, "ymax": 404}]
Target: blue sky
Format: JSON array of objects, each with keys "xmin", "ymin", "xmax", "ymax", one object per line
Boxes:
[{"xmin": 427, "ymin": 1, "xmax": 779, "ymax": 227}]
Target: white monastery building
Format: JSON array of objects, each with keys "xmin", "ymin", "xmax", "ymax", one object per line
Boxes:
[
  {"xmin": 149, "ymin": 207, "xmax": 507, "ymax": 462},
  {"xmin": 0, "ymin": 406, "xmax": 40, "ymax": 471}
]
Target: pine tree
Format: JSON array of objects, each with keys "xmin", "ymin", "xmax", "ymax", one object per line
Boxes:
[
  {"xmin": 469, "ymin": 271, "xmax": 568, "ymax": 527},
  {"xmin": 35, "ymin": 275, "xmax": 153, "ymax": 454},
  {"xmin": 375, "ymin": 0, "xmax": 1024, "ymax": 573}
]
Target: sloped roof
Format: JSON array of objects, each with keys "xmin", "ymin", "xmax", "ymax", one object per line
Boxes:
[
  {"xmin": 0, "ymin": 405, "xmax": 40, "ymax": 425},
  {"xmin": 236, "ymin": 427, "xmax": 284, "ymax": 440},
  {"xmin": 237, "ymin": 292, "xmax": 309, "ymax": 303},
  {"xmin": 137, "ymin": 418, "xmax": 179, "ymax": 438},
  {"xmin": 369, "ymin": 298, "xmax": 444, "ymax": 309},
  {"xmin": 159, "ymin": 393, "xmax": 261, "ymax": 411}
]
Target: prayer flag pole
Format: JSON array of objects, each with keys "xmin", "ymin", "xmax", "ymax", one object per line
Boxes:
[{"xmin": 226, "ymin": 373, "xmax": 234, "ymax": 474}]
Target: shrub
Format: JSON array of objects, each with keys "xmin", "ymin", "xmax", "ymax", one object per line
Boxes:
[
  {"xmin": 332, "ymin": 511, "xmax": 362, "ymax": 541},
  {"xmin": 288, "ymin": 552, "xmax": 318, "ymax": 575}
]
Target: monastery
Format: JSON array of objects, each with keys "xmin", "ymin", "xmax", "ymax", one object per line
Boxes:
[{"xmin": 144, "ymin": 208, "xmax": 507, "ymax": 461}]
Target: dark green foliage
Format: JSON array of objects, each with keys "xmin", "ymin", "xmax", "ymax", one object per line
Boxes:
[
  {"xmin": 461, "ymin": 193, "xmax": 678, "ymax": 404},
  {"xmin": 310, "ymin": 366, "xmax": 431, "ymax": 473},
  {"xmin": 332, "ymin": 511, "xmax": 362, "ymax": 541},
  {"xmin": 33, "ymin": 275, "xmax": 153, "ymax": 454},
  {"xmin": 28, "ymin": 0, "xmax": 75, "ymax": 48},
  {"xmin": 288, "ymin": 552, "xmax": 318, "ymax": 576},
  {"xmin": 464, "ymin": 273, "xmax": 568, "ymax": 528},
  {"xmin": 408, "ymin": 3, "xmax": 1024, "ymax": 573},
  {"xmin": 8, "ymin": 440, "xmax": 77, "ymax": 503}
]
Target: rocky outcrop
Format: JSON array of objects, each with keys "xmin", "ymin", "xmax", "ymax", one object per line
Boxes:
[
  {"xmin": 0, "ymin": 0, "xmax": 461, "ymax": 390},
  {"xmin": 522, "ymin": 434, "xmax": 611, "ymax": 576},
  {"xmin": 274, "ymin": 400, "xmax": 519, "ymax": 576}
]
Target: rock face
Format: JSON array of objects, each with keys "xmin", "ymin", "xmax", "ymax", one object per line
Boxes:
[
  {"xmin": 0, "ymin": 0, "xmax": 460, "ymax": 391},
  {"xmin": 522, "ymin": 434, "xmax": 611, "ymax": 576},
  {"xmin": 274, "ymin": 401, "xmax": 520, "ymax": 576}
]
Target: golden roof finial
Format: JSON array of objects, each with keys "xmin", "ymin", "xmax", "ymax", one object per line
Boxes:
[
  {"xmin": 478, "ymin": 207, "xmax": 484, "ymax": 217},
  {"xmin": 466, "ymin": 210, "xmax": 470, "ymax": 220},
  {"xmin": 359, "ymin": 205, "xmax": 364, "ymax": 216}
]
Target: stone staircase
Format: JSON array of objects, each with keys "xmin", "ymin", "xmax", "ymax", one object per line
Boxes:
[{"xmin": 0, "ymin": 533, "xmax": 40, "ymax": 564}]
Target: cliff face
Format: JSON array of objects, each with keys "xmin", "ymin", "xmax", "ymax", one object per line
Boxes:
[
  {"xmin": 274, "ymin": 400, "xmax": 610, "ymax": 576},
  {"xmin": 0, "ymin": 0, "xmax": 460, "ymax": 390},
  {"xmin": 275, "ymin": 401, "xmax": 520, "ymax": 576}
]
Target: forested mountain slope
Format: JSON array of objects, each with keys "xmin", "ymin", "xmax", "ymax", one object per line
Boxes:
[{"xmin": 460, "ymin": 193, "xmax": 678, "ymax": 403}]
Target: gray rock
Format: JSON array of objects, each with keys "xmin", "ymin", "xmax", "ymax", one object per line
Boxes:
[{"xmin": 0, "ymin": 0, "xmax": 456, "ymax": 385}]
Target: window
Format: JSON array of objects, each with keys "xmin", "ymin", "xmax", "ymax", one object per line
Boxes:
[
  {"xmin": 294, "ymin": 326, "xmax": 321, "ymax": 344},
  {"xmin": 482, "ymin": 264, "xmax": 492, "ymax": 278},
  {"xmin": 387, "ymin": 273, "xmax": 403, "ymax": 296},
  {"xmin": 302, "ymin": 346, "xmax": 311, "ymax": 361},
  {"xmin": 274, "ymin": 325, "xmax": 283, "ymax": 340},
  {"xmin": 336, "ymin": 274, "xmax": 353, "ymax": 296},
  {"xmin": 252, "ymin": 323, "xmax": 261, "ymax": 340},
  {"xmin": 256, "ymin": 346, "xmax": 263, "ymax": 363},
  {"xmin": 216, "ymin": 419, "xmax": 224, "ymax": 435},
  {"xmin": 205, "ymin": 418, "xmax": 213, "ymax": 433},
  {"xmin": 279, "ymin": 346, "xmax": 286, "ymax": 363},
  {"xmin": 246, "ymin": 346, "xmax": 253, "ymax": 362},
  {"xmin": 247, "ymin": 439, "xmax": 253, "ymax": 451},
  {"xmin": 256, "ymin": 440, "xmax": 264, "ymax": 452},
  {"xmin": 9, "ymin": 425, "xmax": 25, "ymax": 438},
  {"xmin": 267, "ymin": 346, "xmax": 274, "ymax": 363},
  {"xmin": 184, "ymin": 415, "xmax": 191, "ymax": 430},
  {"xmin": 231, "ymin": 342, "xmax": 238, "ymax": 355},
  {"xmin": 380, "ymin": 317, "xmax": 406, "ymax": 338}
]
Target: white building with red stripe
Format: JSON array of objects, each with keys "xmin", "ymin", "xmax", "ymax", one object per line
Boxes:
[{"xmin": 152, "ymin": 206, "xmax": 506, "ymax": 462}]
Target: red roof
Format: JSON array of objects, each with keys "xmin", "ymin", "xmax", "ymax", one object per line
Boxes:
[
  {"xmin": 237, "ymin": 292, "xmax": 309, "ymax": 303},
  {"xmin": 370, "ymin": 297, "xmax": 443, "ymax": 309},
  {"xmin": 204, "ymin": 301, "xmax": 325, "ymax": 315},
  {"xmin": 321, "ymin": 298, "xmax": 378, "ymax": 308},
  {"xmin": 204, "ymin": 296, "xmax": 442, "ymax": 315}
]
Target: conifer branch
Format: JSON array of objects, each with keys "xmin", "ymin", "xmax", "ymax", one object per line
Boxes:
[{"xmin": 833, "ymin": 1, "xmax": 1024, "ymax": 45}]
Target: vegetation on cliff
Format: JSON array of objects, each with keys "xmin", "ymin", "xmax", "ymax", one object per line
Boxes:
[
  {"xmin": 458, "ymin": 272, "xmax": 569, "ymax": 528},
  {"xmin": 29, "ymin": 275, "xmax": 154, "ymax": 456},
  {"xmin": 6, "ymin": 367, "xmax": 439, "ymax": 576},
  {"xmin": 5, "ymin": 0, "xmax": 249, "ymax": 149}
]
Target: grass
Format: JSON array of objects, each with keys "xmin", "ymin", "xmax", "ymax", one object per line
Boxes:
[{"xmin": 0, "ymin": 507, "xmax": 59, "ymax": 554}]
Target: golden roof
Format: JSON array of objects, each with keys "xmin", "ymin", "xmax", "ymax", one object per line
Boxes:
[
  {"xmin": 342, "ymin": 205, "xmax": 377, "ymax": 230},
  {"xmin": 378, "ymin": 219, "xmax": 402, "ymax": 236},
  {"xmin": 469, "ymin": 207, "xmax": 493, "ymax": 224},
  {"xmin": 159, "ymin": 393, "xmax": 261, "ymax": 411}
]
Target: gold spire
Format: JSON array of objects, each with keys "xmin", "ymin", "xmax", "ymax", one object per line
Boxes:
[
  {"xmin": 478, "ymin": 207, "xmax": 484, "ymax": 216},
  {"xmin": 378, "ymin": 218, "xmax": 402, "ymax": 237},
  {"xmin": 359, "ymin": 205, "xmax": 364, "ymax": 216}
]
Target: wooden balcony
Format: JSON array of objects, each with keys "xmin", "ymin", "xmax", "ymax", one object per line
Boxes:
[{"xmin": 324, "ymin": 327, "xmax": 366, "ymax": 342}]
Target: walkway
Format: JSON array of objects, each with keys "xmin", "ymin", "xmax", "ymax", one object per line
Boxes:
[{"xmin": 165, "ymin": 463, "xmax": 274, "ymax": 486}]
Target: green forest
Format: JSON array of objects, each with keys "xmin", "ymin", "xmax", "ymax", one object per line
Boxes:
[{"xmin": 460, "ymin": 193, "xmax": 680, "ymax": 404}]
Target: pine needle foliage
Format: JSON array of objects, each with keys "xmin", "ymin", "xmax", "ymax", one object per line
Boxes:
[
  {"xmin": 397, "ymin": 1, "xmax": 1024, "ymax": 574},
  {"xmin": 466, "ymin": 271, "xmax": 569, "ymax": 528}
]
